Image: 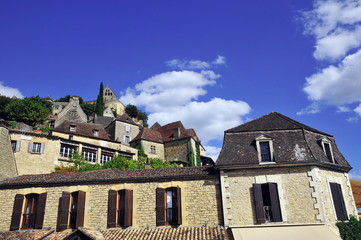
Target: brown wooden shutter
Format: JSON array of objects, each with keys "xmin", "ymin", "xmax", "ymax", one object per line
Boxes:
[
  {"xmin": 268, "ymin": 183, "xmax": 282, "ymax": 222},
  {"xmin": 176, "ymin": 186, "xmax": 182, "ymax": 225},
  {"xmin": 124, "ymin": 189, "xmax": 133, "ymax": 227},
  {"xmin": 156, "ymin": 188, "xmax": 165, "ymax": 226},
  {"xmin": 330, "ymin": 183, "xmax": 348, "ymax": 221},
  {"xmin": 253, "ymin": 184, "xmax": 265, "ymax": 223},
  {"xmin": 34, "ymin": 193, "xmax": 47, "ymax": 229},
  {"xmin": 10, "ymin": 194, "xmax": 24, "ymax": 231},
  {"xmin": 57, "ymin": 191, "xmax": 70, "ymax": 230},
  {"xmin": 107, "ymin": 190, "xmax": 117, "ymax": 228},
  {"xmin": 75, "ymin": 190, "xmax": 86, "ymax": 228}
]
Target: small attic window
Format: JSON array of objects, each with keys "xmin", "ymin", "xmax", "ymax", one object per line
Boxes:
[
  {"xmin": 255, "ymin": 135, "xmax": 275, "ymax": 163},
  {"xmin": 320, "ymin": 138, "xmax": 335, "ymax": 163},
  {"xmin": 93, "ymin": 129, "xmax": 99, "ymax": 136},
  {"xmin": 70, "ymin": 125, "xmax": 76, "ymax": 132}
]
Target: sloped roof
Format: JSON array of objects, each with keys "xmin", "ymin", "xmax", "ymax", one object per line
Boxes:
[
  {"xmin": 216, "ymin": 112, "xmax": 351, "ymax": 171},
  {"xmin": 102, "ymin": 225, "xmax": 228, "ymax": 240},
  {"xmin": 132, "ymin": 121, "xmax": 200, "ymax": 144},
  {"xmin": 115, "ymin": 113, "xmax": 138, "ymax": 126},
  {"xmin": 0, "ymin": 166, "xmax": 216, "ymax": 189},
  {"xmin": 94, "ymin": 116, "xmax": 115, "ymax": 128},
  {"xmin": 226, "ymin": 112, "xmax": 331, "ymax": 136},
  {"xmin": 351, "ymin": 179, "xmax": 361, "ymax": 208},
  {"xmin": 51, "ymin": 121, "xmax": 110, "ymax": 140},
  {"xmin": 0, "ymin": 229, "xmax": 54, "ymax": 240}
]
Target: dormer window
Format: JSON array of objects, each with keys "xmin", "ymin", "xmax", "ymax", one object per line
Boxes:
[
  {"xmin": 320, "ymin": 137, "xmax": 335, "ymax": 163},
  {"xmin": 255, "ymin": 135, "xmax": 274, "ymax": 163},
  {"xmin": 93, "ymin": 129, "xmax": 99, "ymax": 136},
  {"xmin": 70, "ymin": 125, "xmax": 76, "ymax": 132}
]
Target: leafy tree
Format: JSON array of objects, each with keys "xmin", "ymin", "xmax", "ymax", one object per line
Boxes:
[
  {"xmin": 80, "ymin": 103, "xmax": 96, "ymax": 116},
  {"xmin": 125, "ymin": 104, "xmax": 138, "ymax": 118},
  {"xmin": 5, "ymin": 98, "xmax": 50, "ymax": 126},
  {"xmin": 28, "ymin": 95, "xmax": 53, "ymax": 112},
  {"xmin": 196, "ymin": 142, "xmax": 201, "ymax": 166},
  {"xmin": 137, "ymin": 110, "xmax": 148, "ymax": 127},
  {"xmin": 95, "ymin": 82, "xmax": 104, "ymax": 116},
  {"xmin": 0, "ymin": 95, "xmax": 14, "ymax": 119},
  {"xmin": 188, "ymin": 147, "xmax": 195, "ymax": 166},
  {"xmin": 337, "ymin": 215, "xmax": 361, "ymax": 240}
]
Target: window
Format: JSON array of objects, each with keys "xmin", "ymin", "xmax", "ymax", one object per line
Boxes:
[
  {"xmin": 69, "ymin": 126, "xmax": 76, "ymax": 132},
  {"xmin": 156, "ymin": 187, "xmax": 182, "ymax": 226},
  {"xmin": 125, "ymin": 125, "xmax": 130, "ymax": 132},
  {"xmin": 101, "ymin": 153, "xmax": 114, "ymax": 164},
  {"xmin": 320, "ymin": 138, "xmax": 335, "ymax": 163},
  {"xmin": 57, "ymin": 191, "xmax": 86, "ymax": 230},
  {"xmin": 10, "ymin": 193, "xmax": 47, "ymax": 231},
  {"xmin": 60, "ymin": 144, "xmax": 76, "ymax": 158},
  {"xmin": 93, "ymin": 129, "xmax": 99, "ymax": 136},
  {"xmin": 28, "ymin": 142, "xmax": 45, "ymax": 154},
  {"xmin": 123, "ymin": 135, "xmax": 130, "ymax": 143},
  {"xmin": 151, "ymin": 145, "xmax": 156, "ymax": 154},
  {"xmin": 69, "ymin": 135, "xmax": 73, "ymax": 140},
  {"xmin": 255, "ymin": 135, "xmax": 274, "ymax": 163},
  {"xmin": 107, "ymin": 189, "xmax": 133, "ymax": 228},
  {"xmin": 11, "ymin": 140, "xmax": 21, "ymax": 152},
  {"xmin": 253, "ymin": 183, "xmax": 282, "ymax": 223},
  {"xmin": 82, "ymin": 149, "xmax": 97, "ymax": 163},
  {"xmin": 330, "ymin": 183, "xmax": 348, "ymax": 221}
]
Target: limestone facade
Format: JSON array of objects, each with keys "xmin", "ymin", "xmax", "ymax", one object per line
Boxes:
[
  {"xmin": 139, "ymin": 140, "xmax": 165, "ymax": 159},
  {"xmin": 0, "ymin": 174, "xmax": 222, "ymax": 231},
  {"xmin": 55, "ymin": 97, "xmax": 87, "ymax": 127},
  {"xmin": 106, "ymin": 120, "xmax": 140, "ymax": 145},
  {"xmin": 0, "ymin": 125, "xmax": 17, "ymax": 180}
]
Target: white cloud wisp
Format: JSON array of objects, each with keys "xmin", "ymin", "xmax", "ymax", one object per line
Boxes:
[
  {"xmin": 165, "ymin": 55, "xmax": 226, "ymax": 70},
  {"xmin": 0, "ymin": 82, "xmax": 24, "ymax": 98}
]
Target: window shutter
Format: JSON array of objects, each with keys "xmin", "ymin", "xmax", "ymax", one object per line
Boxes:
[
  {"xmin": 40, "ymin": 143, "xmax": 45, "ymax": 154},
  {"xmin": 268, "ymin": 183, "xmax": 282, "ymax": 222},
  {"xmin": 28, "ymin": 142, "xmax": 34, "ymax": 153},
  {"xmin": 176, "ymin": 186, "xmax": 182, "ymax": 225},
  {"xmin": 124, "ymin": 189, "xmax": 133, "ymax": 227},
  {"xmin": 123, "ymin": 135, "xmax": 126, "ymax": 143},
  {"xmin": 107, "ymin": 190, "xmax": 117, "ymax": 228},
  {"xmin": 35, "ymin": 192, "xmax": 47, "ymax": 229},
  {"xmin": 156, "ymin": 188, "xmax": 166, "ymax": 226},
  {"xmin": 129, "ymin": 136, "xmax": 132, "ymax": 142},
  {"xmin": 330, "ymin": 183, "xmax": 348, "ymax": 221},
  {"xmin": 10, "ymin": 194, "xmax": 24, "ymax": 231},
  {"xmin": 75, "ymin": 190, "xmax": 86, "ymax": 228},
  {"xmin": 15, "ymin": 141, "xmax": 21, "ymax": 152},
  {"xmin": 57, "ymin": 191, "xmax": 70, "ymax": 231},
  {"xmin": 253, "ymin": 184, "xmax": 265, "ymax": 223}
]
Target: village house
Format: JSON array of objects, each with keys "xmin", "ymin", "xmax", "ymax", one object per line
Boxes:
[
  {"xmin": 216, "ymin": 112, "xmax": 357, "ymax": 239},
  {"xmin": 0, "ymin": 112, "xmax": 357, "ymax": 240}
]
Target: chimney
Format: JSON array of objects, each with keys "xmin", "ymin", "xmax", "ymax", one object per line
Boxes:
[{"xmin": 173, "ymin": 127, "xmax": 180, "ymax": 139}]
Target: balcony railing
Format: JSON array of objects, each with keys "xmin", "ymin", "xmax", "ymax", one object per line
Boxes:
[
  {"xmin": 264, "ymin": 206, "xmax": 272, "ymax": 222},
  {"xmin": 22, "ymin": 213, "xmax": 36, "ymax": 229}
]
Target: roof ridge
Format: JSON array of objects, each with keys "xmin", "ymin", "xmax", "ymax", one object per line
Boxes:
[{"xmin": 225, "ymin": 112, "xmax": 275, "ymax": 132}]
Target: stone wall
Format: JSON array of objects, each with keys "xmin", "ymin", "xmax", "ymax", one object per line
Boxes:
[
  {"xmin": 113, "ymin": 121, "xmax": 140, "ymax": 145},
  {"xmin": 164, "ymin": 138, "xmax": 189, "ymax": 164},
  {"xmin": 104, "ymin": 101, "xmax": 125, "ymax": 118},
  {"xmin": 140, "ymin": 140, "xmax": 164, "ymax": 159},
  {"xmin": 221, "ymin": 167, "xmax": 319, "ymax": 227},
  {"xmin": 10, "ymin": 133, "xmax": 61, "ymax": 176},
  {"xmin": 0, "ymin": 126, "xmax": 17, "ymax": 180},
  {"xmin": 0, "ymin": 178, "xmax": 222, "ymax": 231}
]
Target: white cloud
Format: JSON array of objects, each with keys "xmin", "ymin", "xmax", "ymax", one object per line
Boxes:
[
  {"xmin": 346, "ymin": 117, "xmax": 358, "ymax": 123},
  {"xmin": 355, "ymin": 102, "xmax": 361, "ymax": 116},
  {"xmin": 303, "ymin": 49, "xmax": 361, "ymax": 105},
  {"xmin": 337, "ymin": 106, "xmax": 352, "ymax": 112},
  {"xmin": 0, "ymin": 82, "xmax": 24, "ymax": 98},
  {"xmin": 302, "ymin": 0, "xmax": 361, "ymax": 60},
  {"xmin": 120, "ymin": 70, "xmax": 251, "ymax": 149},
  {"xmin": 297, "ymin": 102, "xmax": 322, "ymax": 115},
  {"xmin": 165, "ymin": 55, "xmax": 226, "ymax": 70},
  {"xmin": 203, "ymin": 145, "xmax": 222, "ymax": 162},
  {"xmin": 349, "ymin": 169, "xmax": 361, "ymax": 181}
]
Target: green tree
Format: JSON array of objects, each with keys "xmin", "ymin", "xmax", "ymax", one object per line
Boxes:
[
  {"xmin": 137, "ymin": 110, "xmax": 148, "ymax": 127},
  {"xmin": 337, "ymin": 215, "xmax": 361, "ymax": 240},
  {"xmin": 125, "ymin": 104, "xmax": 138, "ymax": 118},
  {"xmin": 0, "ymin": 95, "xmax": 14, "ymax": 119},
  {"xmin": 196, "ymin": 142, "xmax": 201, "ymax": 166},
  {"xmin": 80, "ymin": 103, "xmax": 96, "ymax": 116},
  {"xmin": 5, "ymin": 98, "xmax": 50, "ymax": 126},
  {"xmin": 95, "ymin": 82, "xmax": 104, "ymax": 116},
  {"xmin": 28, "ymin": 95, "xmax": 53, "ymax": 112}
]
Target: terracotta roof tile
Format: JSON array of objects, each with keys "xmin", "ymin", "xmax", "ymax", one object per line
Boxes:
[
  {"xmin": 115, "ymin": 113, "xmax": 138, "ymax": 126},
  {"xmin": 0, "ymin": 229, "xmax": 54, "ymax": 240},
  {"xmin": 0, "ymin": 166, "xmax": 217, "ymax": 188},
  {"xmin": 51, "ymin": 121, "xmax": 110, "ymax": 140},
  {"xmin": 44, "ymin": 231, "xmax": 72, "ymax": 240},
  {"xmin": 101, "ymin": 225, "xmax": 228, "ymax": 240},
  {"xmin": 132, "ymin": 128, "xmax": 163, "ymax": 143}
]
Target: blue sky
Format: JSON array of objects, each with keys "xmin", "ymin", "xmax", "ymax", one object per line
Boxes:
[{"xmin": 1, "ymin": 1, "xmax": 361, "ymax": 178}]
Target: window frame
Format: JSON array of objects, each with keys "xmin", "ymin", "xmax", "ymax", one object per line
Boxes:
[
  {"xmin": 329, "ymin": 182, "xmax": 348, "ymax": 221},
  {"xmin": 28, "ymin": 142, "xmax": 45, "ymax": 154},
  {"xmin": 253, "ymin": 182, "xmax": 282, "ymax": 223},
  {"xmin": 107, "ymin": 189, "xmax": 133, "ymax": 228},
  {"xmin": 320, "ymin": 138, "xmax": 335, "ymax": 163},
  {"xmin": 21, "ymin": 194, "xmax": 39, "ymax": 229},
  {"xmin": 82, "ymin": 148, "xmax": 97, "ymax": 163},
  {"xmin": 156, "ymin": 187, "xmax": 182, "ymax": 226},
  {"xmin": 57, "ymin": 191, "xmax": 86, "ymax": 231},
  {"xmin": 255, "ymin": 135, "xmax": 275, "ymax": 163},
  {"xmin": 150, "ymin": 145, "xmax": 156, "ymax": 154}
]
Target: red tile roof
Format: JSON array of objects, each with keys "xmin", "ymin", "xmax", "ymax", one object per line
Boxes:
[
  {"xmin": 51, "ymin": 121, "xmax": 110, "ymax": 140},
  {"xmin": 102, "ymin": 226, "xmax": 228, "ymax": 240},
  {"xmin": 115, "ymin": 113, "xmax": 138, "ymax": 126},
  {"xmin": 132, "ymin": 121, "xmax": 200, "ymax": 143},
  {"xmin": 0, "ymin": 229, "xmax": 54, "ymax": 240}
]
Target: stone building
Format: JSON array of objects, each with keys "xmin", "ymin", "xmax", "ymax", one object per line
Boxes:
[
  {"xmin": 54, "ymin": 97, "xmax": 87, "ymax": 127},
  {"xmin": 0, "ymin": 166, "xmax": 226, "ymax": 239},
  {"xmin": 130, "ymin": 121, "xmax": 206, "ymax": 166},
  {"xmin": 103, "ymin": 85, "xmax": 125, "ymax": 117},
  {"xmin": 106, "ymin": 113, "xmax": 140, "ymax": 145},
  {"xmin": 216, "ymin": 112, "xmax": 357, "ymax": 239},
  {"xmin": 0, "ymin": 120, "xmax": 17, "ymax": 180}
]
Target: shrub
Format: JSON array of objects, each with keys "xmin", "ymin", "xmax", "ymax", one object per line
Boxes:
[{"xmin": 337, "ymin": 215, "xmax": 361, "ymax": 240}]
